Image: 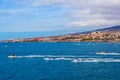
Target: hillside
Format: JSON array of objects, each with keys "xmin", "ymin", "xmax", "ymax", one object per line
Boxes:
[
  {"xmin": 95, "ymin": 25, "xmax": 120, "ymax": 31},
  {"xmin": 71, "ymin": 25, "xmax": 120, "ymax": 35},
  {"xmin": 1, "ymin": 25, "xmax": 120, "ymax": 42}
]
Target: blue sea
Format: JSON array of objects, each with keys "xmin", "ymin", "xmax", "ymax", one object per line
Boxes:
[{"xmin": 0, "ymin": 42, "xmax": 120, "ymax": 80}]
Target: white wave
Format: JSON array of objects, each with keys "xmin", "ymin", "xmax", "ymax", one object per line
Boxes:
[
  {"xmin": 16, "ymin": 56, "xmax": 24, "ymax": 58},
  {"xmin": 54, "ymin": 57, "xmax": 73, "ymax": 60},
  {"xmin": 8, "ymin": 55, "xmax": 120, "ymax": 63},
  {"xmin": 8, "ymin": 54, "xmax": 120, "ymax": 59},
  {"xmin": 11, "ymin": 55, "xmax": 87, "ymax": 58},
  {"xmin": 72, "ymin": 58, "xmax": 120, "ymax": 63},
  {"xmin": 44, "ymin": 57, "xmax": 73, "ymax": 61},
  {"xmin": 103, "ymin": 53, "xmax": 120, "ymax": 55},
  {"xmin": 44, "ymin": 58, "xmax": 54, "ymax": 60},
  {"xmin": 97, "ymin": 53, "xmax": 120, "ymax": 55}
]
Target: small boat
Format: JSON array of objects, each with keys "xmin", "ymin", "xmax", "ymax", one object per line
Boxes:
[
  {"xmin": 96, "ymin": 52, "xmax": 105, "ymax": 55},
  {"xmin": 72, "ymin": 58, "xmax": 81, "ymax": 63},
  {"xmin": 8, "ymin": 54, "xmax": 16, "ymax": 58}
]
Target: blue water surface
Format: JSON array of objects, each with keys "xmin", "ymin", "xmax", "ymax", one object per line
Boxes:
[{"xmin": 0, "ymin": 42, "xmax": 120, "ymax": 80}]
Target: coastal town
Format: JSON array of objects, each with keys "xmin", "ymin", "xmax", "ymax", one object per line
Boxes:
[{"xmin": 1, "ymin": 30, "xmax": 120, "ymax": 42}]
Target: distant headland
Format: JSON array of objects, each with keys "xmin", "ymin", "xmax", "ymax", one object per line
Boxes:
[{"xmin": 1, "ymin": 26, "xmax": 120, "ymax": 42}]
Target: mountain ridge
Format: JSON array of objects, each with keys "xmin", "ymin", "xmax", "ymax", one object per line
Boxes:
[
  {"xmin": 95, "ymin": 25, "xmax": 120, "ymax": 31},
  {"xmin": 70, "ymin": 25, "xmax": 120, "ymax": 35}
]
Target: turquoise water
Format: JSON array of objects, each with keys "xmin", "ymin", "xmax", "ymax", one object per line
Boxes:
[{"xmin": 0, "ymin": 42, "xmax": 120, "ymax": 80}]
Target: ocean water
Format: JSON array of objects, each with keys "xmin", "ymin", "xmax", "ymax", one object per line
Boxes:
[{"xmin": 0, "ymin": 42, "xmax": 120, "ymax": 80}]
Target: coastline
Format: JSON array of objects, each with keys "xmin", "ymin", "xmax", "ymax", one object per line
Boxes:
[
  {"xmin": 1, "ymin": 34, "xmax": 120, "ymax": 43},
  {"xmin": 1, "ymin": 29, "xmax": 120, "ymax": 43}
]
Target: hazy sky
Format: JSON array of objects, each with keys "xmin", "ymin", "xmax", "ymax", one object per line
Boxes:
[{"xmin": 0, "ymin": 0, "xmax": 120, "ymax": 39}]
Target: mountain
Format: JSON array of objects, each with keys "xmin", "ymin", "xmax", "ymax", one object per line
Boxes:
[
  {"xmin": 70, "ymin": 25, "xmax": 120, "ymax": 35},
  {"xmin": 95, "ymin": 25, "xmax": 120, "ymax": 31}
]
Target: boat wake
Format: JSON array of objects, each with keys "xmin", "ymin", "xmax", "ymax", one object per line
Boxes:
[
  {"xmin": 8, "ymin": 55, "xmax": 120, "ymax": 63},
  {"xmin": 72, "ymin": 58, "xmax": 120, "ymax": 63},
  {"xmin": 105, "ymin": 53, "xmax": 120, "ymax": 55},
  {"xmin": 97, "ymin": 53, "xmax": 120, "ymax": 55},
  {"xmin": 10, "ymin": 55, "xmax": 93, "ymax": 58}
]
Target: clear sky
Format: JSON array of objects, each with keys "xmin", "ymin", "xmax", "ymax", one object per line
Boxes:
[{"xmin": 0, "ymin": 0, "xmax": 120, "ymax": 40}]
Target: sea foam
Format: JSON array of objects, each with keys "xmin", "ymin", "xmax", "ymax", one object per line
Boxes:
[
  {"xmin": 72, "ymin": 58, "xmax": 120, "ymax": 63},
  {"xmin": 102, "ymin": 53, "xmax": 120, "ymax": 55},
  {"xmin": 10, "ymin": 55, "xmax": 120, "ymax": 63}
]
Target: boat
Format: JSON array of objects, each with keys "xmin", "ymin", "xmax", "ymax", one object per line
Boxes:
[
  {"xmin": 72, "ymin": 58, "xmax": 81, "ymax": 63},
  {"xmin": 8, "ymin": 54, "xmax": 16, "ymax": 58},
  {"xmin": 96, "ymin": 52, "xmax": 105, "ymax": 55}
]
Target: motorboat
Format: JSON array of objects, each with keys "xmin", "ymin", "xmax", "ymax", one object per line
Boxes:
[
  {"xmin": 72, "ymin": 58, "xmax": 81, "ymax": 63},
  {"xmin": 96, "ymin": 52, "xmax": 105, "ymax": 55},
  {"xmin": 8, "ymin": 54, "xmax": 16, "ymax": 58}
]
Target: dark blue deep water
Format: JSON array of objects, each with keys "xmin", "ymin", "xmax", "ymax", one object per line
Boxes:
[{"xmin": 0, "ymin": 42, "xmax": 120, "ymax": 80}]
